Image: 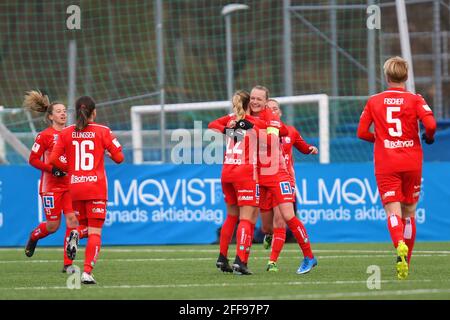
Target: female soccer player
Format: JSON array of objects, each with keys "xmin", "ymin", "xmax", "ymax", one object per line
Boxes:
[
  {"xmin": 357, "ymin": 56, "xmax": 436, "ymax": 280},
  {"xmin": 24, "ymin": 90, "xmax": 87, "ymax": 266},
  {"xmin": 262, "ymin": 99, "xmax": 318, "ymax": 272},
  {"xmin": 50, "ymin": 96, "xmax": 124, "ymax": 284},
  {"xmin": 208, "ymin": 90, "xmax": 262, "ymax": 275},
  {"xmin": 248, "ymin": 85, "xmax": 317, "ymax": 274}
]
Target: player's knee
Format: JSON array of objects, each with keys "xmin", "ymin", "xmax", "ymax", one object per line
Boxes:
[{"xmin": 46, "ymin": 222, "xmax": 59, "ymax": 233}]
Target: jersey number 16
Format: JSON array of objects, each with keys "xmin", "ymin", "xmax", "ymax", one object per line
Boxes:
[{"xmin": 72, "ymin": 140, "xmax": 94, "ymax": 171}]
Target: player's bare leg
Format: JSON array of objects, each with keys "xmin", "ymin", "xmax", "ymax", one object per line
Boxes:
[
  {"xmin": 401, "ymin": 203, "xmax": 417, "ymax": 265},
  {"xmin": 385, "ymin": 202, "xmax": 408, "ymax": 280},
  {"xmin": 216, "ymin": 204, "xmax": 239, "ymax": 273},
  {"xmin": 267, "ymin": 207, "xmax": 286, "ymax": 272},
  {"xmin": 260, "ymin": 209, "xmax": 274, "ymax": 250},
  {"xmin": 277, "ymin": 202, "xmax": 316, "ymax": 274},
  {"xmin": 25, "ymin": 219, "xmax": 60, "ymax": 257},
  {"xmin": 64, "ymin": 213, "xmax": 80, "ymax": 262},
  {"xmin": 232, "ymin": 206, "xmax": 258, "ymax": 275}
]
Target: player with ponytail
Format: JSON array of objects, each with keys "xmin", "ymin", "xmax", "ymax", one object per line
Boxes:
[
  {"xmin": 24, "ymin": 90, "xmax": 87, "ymax": 273},
  {"xmin": 50, "ymin": 96, "xmax": 124, "ymax": 284}
]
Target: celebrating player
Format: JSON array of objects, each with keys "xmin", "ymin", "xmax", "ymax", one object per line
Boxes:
[
  {"xmin": 248, "ymin": 86, "xmax": 317, "ymax": 274},
  {"xmin": 357, "ymin": 56, "xmax": 436, "ymax": 280},
  {"xmin": 209, "ymin": 90, "xmax": 262, "ymax": 275},
  {"xmin": 24, "ymin": 90, "xmax": 87, "ymax": 265},
  {"xmin": 50, "ymin": 96, "xmax": 124, "ymax": 284},
  {"xmin": 261, "ymin": 98, "xmax": 318, "ymax": 272}
]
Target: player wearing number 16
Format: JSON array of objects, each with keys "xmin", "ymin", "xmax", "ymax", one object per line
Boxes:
[
  {"xmin": 50, "ymin": 96, "xmax": 124, "ymax": 284},
  {"xmin": 357, "ymin": 56, "xmax": 436, "ymax": 280}
]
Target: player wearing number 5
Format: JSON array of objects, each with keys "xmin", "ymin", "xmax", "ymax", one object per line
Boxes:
[
  {"xmin": 50, "ymin": 96, "xmax": 124, "ymax": 284},
  {"xmin": 357, "ymin": 56, "xmax": 436, "ymax": 280}
]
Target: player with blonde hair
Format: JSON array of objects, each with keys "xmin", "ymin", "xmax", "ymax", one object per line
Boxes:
[
  {"xmin": 24, "ymin": 90, "xmax": 87, "ymax": 272},
  {"xmin": 358, "ymin": 56, "xmax": 436, "ymax": 280}
]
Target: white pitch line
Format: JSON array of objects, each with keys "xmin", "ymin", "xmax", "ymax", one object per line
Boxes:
[
  {"xmin": 0, "ymin": 279, "xmax": 438, "ymax": 291},
  {"xmin": 241, "ymin": 288, "xmax": 450, "ymax": 300},
  {"xmin": 1, "ymin": 247, "xmax": 450, "ymax": 254},
  {"xmin": 1, "ymin": 253, "xmax": 449, "ymax": 264}
]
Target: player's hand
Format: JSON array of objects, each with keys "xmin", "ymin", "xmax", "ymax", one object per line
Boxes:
[
  {"xmin": 421, "ymin": 133, "xmax": 434, "ymax": 145},
  {"xmin": 226, "ymin": 119, "xmax": 237, "ymax": 129},
  {"xmin": 51, "ymin": 166, "xmax": 66, "ymax": 177},
  {"xmin": 309, "ymin": 146, "xmax": 319, "ymax": 154},
  {"xmin": 236, "ymin": 119, "xmax": 254, "ymax": 130},
  {"xmin": 234, "ymin": 128, "xmax": 245, "ymax": 142}
]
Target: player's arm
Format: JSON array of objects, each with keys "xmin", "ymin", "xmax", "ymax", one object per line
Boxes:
[
  {"xmin": 293, "ymin": 128, "xmax": 318, "ymax": 155},
  {"xmin": 208, "ymin": 114, "xmax": 232, "ymax": 134},
  {"xmin": 416, "ymin": 96, "xmax": 437, "ymax": 144},
  {"xmin": 49, "ymin": 133, "xmax": 69, "ymax": 172},
  {"xmin": 29, "ymin": 134, "xmax": 52, "ymax": 173},
  {"xmin": 104, "ymin": 130, "xmax": 124, "ymax": 164},
  {"xmin": 357, "ymin": 102, "xmax": 375, "ymax": 143}
]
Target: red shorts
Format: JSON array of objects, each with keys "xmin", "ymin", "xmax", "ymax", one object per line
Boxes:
[
  {"xmin": 259, "ymin": 179, "xmax": 295, "ymax": 210},
  {"xmin": 73, "ymin": 199, "xmax": 107, "ymax": 228},
  {"xmin": 222, "ymin": 180, "xmax": 259, "ymax": 207},
  {"xmin": 375, "ymin": 170, "xmax": 422, "ymax": 205},
  {"xmin": 41, "ymin": 191, "xmax": 73, "ymax": 221}
]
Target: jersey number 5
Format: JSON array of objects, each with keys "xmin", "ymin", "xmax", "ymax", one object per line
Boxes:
[
  {"xmin": 72, "ymin": 140, "xmax": 94, "ymax": 171},
  {"xmin": 387, "ymin": 106, "xmax": 402, "ymax": 137}
]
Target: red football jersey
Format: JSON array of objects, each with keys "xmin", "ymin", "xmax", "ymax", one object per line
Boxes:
[
  {"xmin": 281, "ymin": 126, "xmax": 311, "ymax": 179},
  {"xmin": 51, "ymin": 122, "xmax": 122, "ymax": 201},
  {"xmin": 252, "ymin": 108, "xmax": 291, "ymax": 184},
  {"xmin": 29, "ymin": 127, "xmax": 69, "ymax": 194},
  {"xmin": 209, "ymin": 114, "xmax": 261, "ymax": 183},
  {"xmin": 358, "ymin": 87, "xmax": 435, "ymax": 174}
]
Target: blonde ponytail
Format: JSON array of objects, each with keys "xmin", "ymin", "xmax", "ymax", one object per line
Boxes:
[
  {"xmin": 232, "ymin": 90, "xmax": 250, "ymax": 121},
  {"xmin": 23, "ymin": 90, "xmax": 50, "ymax": 113}
]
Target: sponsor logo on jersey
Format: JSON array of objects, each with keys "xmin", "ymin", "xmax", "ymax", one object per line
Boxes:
[
  {"xmin": 32, "ymin": 142, "xmax": 40, "ymax": 153},
  {"xmin": 71, "ymin": 132, "xmax": 96, "ymax": 139},
  {"xmin": 382, "ymin": 191, "xmax": 396, "ymax": 199},
  {"xmin": 71, "ymin": 175, "xmax": 98, "ymax": 184},
  {"xmin": 59, "ymin": 155, "xmax": 67, "ymax": 164},
  {"xmin": 284, "ymin": 137, "xmax": 291, "ymax": 144},
  {"xmin": 224, "ymin": 157, "xmax": 242, "ymax": 165},
  {"xmin": 92, "ymin": 201, "xmax": 105, "ymax": 205},
  {"xmin": 42, "ymin": 196, "xmax": 54, "ymax": 209},
  {"xmin": 384, "ymin": 139, "xmax": 414, "ymax": 149},
  {"xmin": 280, "ymin": 181, "xmax": 292, "ymax": 195},
  {"xmin": 238, "ymin": 195, "xmax": 254, "ymax": 201},
  {"xmin": 92, "ymin": 207, "xmax": 105, "ymax": 214},
  {"xmin": 53, "ymin": 134, "xmax": 58, "ymax": 142}
]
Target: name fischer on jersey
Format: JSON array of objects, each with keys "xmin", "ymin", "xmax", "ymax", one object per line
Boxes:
[
  {"xmin": 72, "ymin": 132, "xmax": 96, "ymax": 139},
  {"xmin": 384, "ymin": 139, "xmax": 414, "ymax": 149}
]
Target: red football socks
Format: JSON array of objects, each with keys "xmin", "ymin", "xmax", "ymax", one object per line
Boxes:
[
  {"xmin": 219, "ymin": 214, "xmax": 238, "ymax": 257},
  {"xmin": 31, "ymin": 222, "xmax": 50, "ymax": 241},
  {"xmin": 84, "ymin": 234, "xmax": 101, "ymax": 274},
  {"xmin": 387, "ymin": 214, "xmax": 404, "ymax": 248},
  {"xmin": 402, "ymin": 217, "xmax": 416, "ymax": 263},
  {"xmin": 269, "ymin": 228, "xmax": 286, "ymax": 262},
  {"xmin": 287, "ymin": 217, "xmax": 313, "ymax": 259},
  {"xmin": 236, "ymin": 219, "xmax": 253, "ymax": 263}
]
